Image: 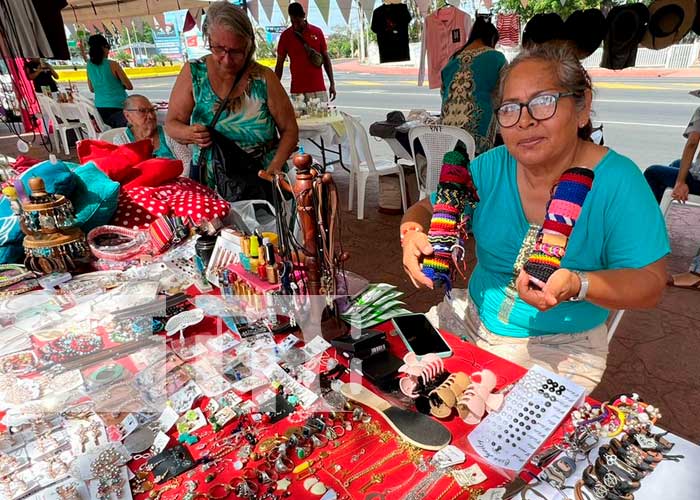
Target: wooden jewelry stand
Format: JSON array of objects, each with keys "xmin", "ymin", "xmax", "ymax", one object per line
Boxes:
[{"xmin": 259, "ymin": 154, "xmax": 349, "ymax": 340}]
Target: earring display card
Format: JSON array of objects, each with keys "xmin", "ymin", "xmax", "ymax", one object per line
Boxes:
[{"xmin": 467, "ymin": 365, "xmax": 585, "ymax": 474}]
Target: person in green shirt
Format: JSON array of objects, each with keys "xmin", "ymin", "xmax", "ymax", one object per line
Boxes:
[
  {"xmin": 401, "ymin": 43, "xmax": 668, "ymax": 393},
  {"xmin": 86, "ymin": 34, "xmax": 133, "ymax": 128}
]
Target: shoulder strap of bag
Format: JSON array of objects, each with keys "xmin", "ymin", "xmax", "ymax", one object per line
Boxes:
[
  {"xmin": 208, "ymin": 65, "xmax": 247, "ymax": 129},
  {"xmin": 294, "ymin": 30, "xmax": 316, "ymax": 57},
  {"xmin": 194, "ymin": 65, "xmax": 248, "ymax": 180}
]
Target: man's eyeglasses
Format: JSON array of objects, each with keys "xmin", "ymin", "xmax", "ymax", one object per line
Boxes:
[
  {"xmin": 125, "ymin": 107, "xmax": 157, "ymax": 114},
  {"xmin": 208, "ymin": 45, "xmax": 247, "ymax": 59},
  {"xmin": 495, "ymin": 92, "xmax": 577, "ymax": 128}
]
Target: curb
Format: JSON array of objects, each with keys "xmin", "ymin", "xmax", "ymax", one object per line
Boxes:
[{"xmin": 334, "ymin": 60, "xmax": 700, "ymax": 79}]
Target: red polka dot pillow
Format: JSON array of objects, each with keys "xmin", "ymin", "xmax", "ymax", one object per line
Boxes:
[{"xmin": 112, "ymin": 178, "xmax": 229, "ymax": 229}]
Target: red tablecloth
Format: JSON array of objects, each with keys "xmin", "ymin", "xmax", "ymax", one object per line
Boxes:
[{"xmin": 129, "ymin": 309, "xmax": 552, "ymax": 500}]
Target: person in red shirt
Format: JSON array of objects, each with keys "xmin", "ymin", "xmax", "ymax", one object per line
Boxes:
[{"xmin": 275, "ymin": 2, "xmax": 336, "ymax": 103}]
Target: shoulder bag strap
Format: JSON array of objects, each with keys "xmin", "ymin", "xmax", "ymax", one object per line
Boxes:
[
  {"xmin": 194, "ymin": 65, "xmax": 248, "ymax": 180},
  {"xmin": 294, "ymin": 30, "xmax": 315, "ymax": 58}
]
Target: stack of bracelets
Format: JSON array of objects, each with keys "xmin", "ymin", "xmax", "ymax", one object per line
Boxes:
[{"xmin": 565, "ymin": 394, "xmax": 684, "ymax": 500}]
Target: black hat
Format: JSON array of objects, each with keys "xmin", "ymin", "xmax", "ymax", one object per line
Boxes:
[
  {"xmin": 641, "ymin": 0, "xmax": 695, "ymax": 49},
  {"xmin": 522, "ymin": 13, "xmax": 566, "ymax": 47},
  {"xmin": 564, "ymin": 9, "xmax": 607, "ymax": 59},
  {"xmin": 600, "ymin": 3, "xmax": 650, "ymax": 70}
]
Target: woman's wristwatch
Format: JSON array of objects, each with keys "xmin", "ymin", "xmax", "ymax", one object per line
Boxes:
[{"xmin": 569, "ymin": 271, "xmax": 589, "ymax": 302}]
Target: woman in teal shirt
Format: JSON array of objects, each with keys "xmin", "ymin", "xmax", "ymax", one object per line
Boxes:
[
  {"xmin": 86, "ymin": 34, "xmax": 133, "ymax": 128},
  {"xmin": 123, "ymin": 95, "xmax": 175, "ymax": 159},
  {"xmin": 401, "ymin": 44, "xmax": 668, "ymax": 393},
  {"xmin": 441, "ymin": 18, "xmax": 507, "ymax": 156}
]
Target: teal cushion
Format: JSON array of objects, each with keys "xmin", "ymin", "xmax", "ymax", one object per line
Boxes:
[
  {"xmin": 20, "ymin": 159, "xmax": 76, "ymax": 196},
  {"xmin": 0, "ymin": 196, "xmax": 23, "ymax": 264},
  {"xmin": 69, "ymin": 162, "xmax": 120, "ymax": 232}
]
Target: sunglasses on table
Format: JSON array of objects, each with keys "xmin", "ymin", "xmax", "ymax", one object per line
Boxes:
[{"xmin": 495, "ymin": 92, "xmax": 578, "ymax": 128}]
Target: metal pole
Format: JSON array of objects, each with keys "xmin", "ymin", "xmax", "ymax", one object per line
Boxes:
[
  {"xmin": 124, "ymin": 24, "xmax": 136, "ymax": 66},
  {"xmin": 358, "ymin": 0, "xmax": 365, "ymax": 62}
]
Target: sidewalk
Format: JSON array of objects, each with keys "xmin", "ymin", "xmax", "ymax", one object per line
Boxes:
[{"xmin": 334, "ymin": 59, "xmax": 700, "ymax": 79}]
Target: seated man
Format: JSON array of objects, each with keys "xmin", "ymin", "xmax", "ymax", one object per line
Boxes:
[
  {"xmin": 120, "ymin": 95, "xmax": 189, "ymax": 163},
  {"xmin": 644, "ymin": 106, "xmax": 700, "ymax": 203}
]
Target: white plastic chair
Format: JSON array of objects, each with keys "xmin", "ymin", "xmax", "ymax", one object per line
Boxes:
[
  {"xmin": 76, "ymin": 100, "xmax": 110, "ymax": 139},
  {"xmin": 98, "ymin": 127, "xmax": 128, "ymax": 143},
  {"xmin": 36, "ymin": 94, "xmax": 87, "ymax": 155},
  {"xmin": 341, "ymin": 112, "xmax": 407, "ymax": 220},
  {"xmin": 659, "ymin": 188, "xmax": 700, "ymax": 219},
  {"xmin": 606, "ymin": 309, "xmax": 625, "ymax": 344},
  {"xmin": 408, "ymin": 125, "xmax": 476, "ymax": 199}
]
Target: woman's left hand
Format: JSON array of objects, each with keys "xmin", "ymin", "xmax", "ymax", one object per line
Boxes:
[{"xmin": 516, "ymin": 269, "xmax": 581, "ymax": 312}]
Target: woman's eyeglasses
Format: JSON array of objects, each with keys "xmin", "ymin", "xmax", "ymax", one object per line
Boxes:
[
  {"xmin": 208, "ymin": 45, "xmax": 247, "ymax": 59},
  {"xmin": 126, "ymin": 107, "xmax": 157, "ymax": 114},
  {"xmin": 495, "ymin": 92, "xmax": 577, "ymax": 128}
]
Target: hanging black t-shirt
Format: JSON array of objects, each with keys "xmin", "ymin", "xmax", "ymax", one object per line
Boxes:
[
  {"xmin": 26, "ymin": 60, "xmax": 58, "ymax": 92},
  {"xmin": 371, "ymin": 3, "xmax": 412, "ymax": 64}
]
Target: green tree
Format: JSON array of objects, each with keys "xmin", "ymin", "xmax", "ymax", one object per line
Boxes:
[
  {"xmin": 327, "ymin": 28, "xmax": 354, "ymax": 58},
  {"xmin": 254, "ymin": 27, "xmax": 276, "ymax": 59},
  {"xmin": 152, "ymin": 53, "xmax": 170, "ymax": 66},
  {"xmin": 114, "ymin": 50, "xmax": 132, "ymax": 66},
  {"xmin": 497, "ymin": 0, "xmax": 602, "ymax": 20}
]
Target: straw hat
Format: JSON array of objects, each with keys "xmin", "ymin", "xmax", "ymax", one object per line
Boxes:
[{"xmin": 640, "ymin": 0, "xmax": 696, "ymax": 49}]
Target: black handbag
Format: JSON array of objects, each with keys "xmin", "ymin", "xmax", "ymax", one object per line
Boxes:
[{"xmin": 191, "ymin": 68, "xmax": 272, "ymax": 203}]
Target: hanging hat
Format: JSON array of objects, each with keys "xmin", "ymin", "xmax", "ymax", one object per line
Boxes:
[
  {"xmin": 640, "ymin": 0, "xmax": 695, "ymax": 49},
  {"xmin": 522, "ymin": 13, "xmax": 566, "ymax": 47},
  {"xmin": 564, "ymin": 9, "xmax": 607, "ymax": 59},
  {"xmin": 600, "ymin": 3, "xmax": 650, "ymax": 70},
  {"xmin": 693, "ymin": 0, "xmax": 700, "ymax": 34}
]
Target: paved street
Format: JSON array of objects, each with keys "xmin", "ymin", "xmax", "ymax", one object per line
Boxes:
[{"xmin": 77, "ymin": 71, "xmax": 700, "ymax": 169}]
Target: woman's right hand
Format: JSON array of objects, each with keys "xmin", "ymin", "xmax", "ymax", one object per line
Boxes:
[
  {"xmin": 402, "ymin": 230, "xmax": 435, "ymax": 289},
  {"xmin": 189, "ymin": 124, "xmax": 212, "ymax": 147}
]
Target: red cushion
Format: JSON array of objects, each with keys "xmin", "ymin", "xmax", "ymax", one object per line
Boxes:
[{"xmin": 112, "ymin": 178, "xmax": 229, "ymax": 229}]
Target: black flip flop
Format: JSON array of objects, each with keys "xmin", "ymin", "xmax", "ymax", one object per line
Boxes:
[{"xmin": 340, "ymin": 382, "xmax": 451, "ymax": 451}]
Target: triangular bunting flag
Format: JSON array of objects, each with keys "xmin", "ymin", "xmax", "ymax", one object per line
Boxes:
[
  {"xmin": 316, "ymin": 0, "xmax": 330, "ymax": 23},
  {"xmin": 66, "ymin": 23, "xmax": 77, "ymax": 37},
  {"xmin": 519, "ymin": 0, "xmax": 528, "ymax": 8},
  {"xmin": 184, "ymin": 10, "xmax": 197, "ymax": 32},
  {"xmin": 337, "ymin": 0, "xmax": 352, "ymax": 23},
  {"xmin": 559, "ymin": 0, "xmax": 566, "ymax": 6},
  {"xmin": 359, "ymin": 0, "xmax": 375, "ymax": 23},
  {"xmin": 261, "ymin": 0, "xmax": 275, "ymax": 22},
  {"xmin": 277, "ymin": 0, "xmax": 289, "ymax": 21},
  {"xmin": 247, "ymin": 1, "xmax": 259, "ymax": 23}
]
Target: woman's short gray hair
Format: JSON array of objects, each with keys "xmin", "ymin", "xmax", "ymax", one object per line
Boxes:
[
  {"xmin": 495, "ymin": 42, "xmax": 594, "ymax": 139},
  {"xmin": 203, "ymin": 1, "xmax": 256, "ymax": 62}
]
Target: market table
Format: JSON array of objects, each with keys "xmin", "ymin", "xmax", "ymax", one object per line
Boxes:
[
  {"xmin": 297, "ymin": 115, "xmax": 347, "ymax": 172},
  {"xmin": 1, "ymin": 279, "xmax": 697, "ymax": 500}
]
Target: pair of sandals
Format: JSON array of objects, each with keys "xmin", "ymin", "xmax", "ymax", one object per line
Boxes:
[
  {"xmin": 428, "ymin": 369, "xmax": 504, "ymax": 423},
  {"xmin": 667, "ymin": 271, "xmax": 700, "ymax": 291}
]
